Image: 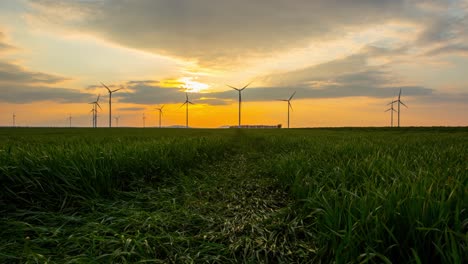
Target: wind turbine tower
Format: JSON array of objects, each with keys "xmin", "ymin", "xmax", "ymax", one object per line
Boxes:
[
  {"xmin": 12, "ymin": 113, "xmax": 16, "ymax": 127},
  {"xmin": 114, "ymin": 116, "xmax": 120, "ymax": 127},
  {"xmin": 143, "ymin": 113, "xmax": 146, "ymax": 128},
  {"xmin": 392, "ymin": 89, "xmax": 408, "ymax": 127},
  {"xmin": 89, "ymin": 95, "xmax": 102, "ymax": 128},
  {"xmin": 385, "ymin": 101, "xmax": 397, "ymax": 127},
  {"xmin": 277, "ymin": 91, "xmax": 296, "ymax": 128},
  {"xmin": 102, "ymin": 82, "xmax": 123, "ymax": 128},
  {"xmin": 68, "ymin": 113, "xmax": 72, "ymax": 128},
  {"xmin": 227, "ymin": 82, "xmax": 252, "ymax": 127},
  {"xmin": 155, "ymin": 105, "xmax": 165, "ymax": 128},
  {"xmin": 181, "ymin": 93, "xmax": 194, "ymax": 128}
]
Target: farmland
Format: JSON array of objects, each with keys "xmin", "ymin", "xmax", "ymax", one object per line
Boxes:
[{"xmin": 0, "ymin": 127, "xmax": 467, "ymax": 263}]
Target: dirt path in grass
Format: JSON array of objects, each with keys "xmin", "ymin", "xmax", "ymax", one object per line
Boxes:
[{"xmin": 2, "ymin": 153, "xmax": 315, "ymax": 263}]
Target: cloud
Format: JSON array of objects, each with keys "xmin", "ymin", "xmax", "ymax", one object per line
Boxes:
[
  {"xmin": 0, "ymin": 61, "xmax": 93, "ymax": 104},
  {"xmin": 27, "ymin": 0, "xmax": 419, "ymax": 68},
  {"xmin": 0, "ymin": 85, "xmax": 94, "ymax": 104},
  {"xmin": 0, "ymin": 62, "xmax": 69, "ymax": 85},
  {"xmin": 425, "ymin": 44, "xmax": 468, "ymax": 56},
  {"xmin": 0, "ymin": 31, "xmax": 15, "ymax": 52}
]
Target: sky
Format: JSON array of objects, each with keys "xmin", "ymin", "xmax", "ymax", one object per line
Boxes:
[{"xmin": 0, "ymin": 0, "xmax": 467, "ymax": 128}]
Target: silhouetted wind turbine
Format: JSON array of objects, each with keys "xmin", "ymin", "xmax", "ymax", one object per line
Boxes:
[
  {"xmin": 90, "ymin": 108, "xmax": 95, "ymax": 127},
  {"xmin": 12, "ymin": 113, "xmax": 16, "ymax": 127},
  {"xmin": 181, "ymin": 93, "xmax": 194, "ymax": 128},
  {"xmin": 385, "ymin": 101, "xmax": 397, "ymax": 127},
  {"xmin": 102, "ymin": 82, "xmax": 123, "ymax": 128},
  {"xmin": 391, "ymin": 89, "xmax": 408, "ymax": 127},
  {"xmin": 142, "ymin": 113, "xmax": 146, "ymax": 128},
  {"xmin": 68, "ymin": 113, "xmax": 72, "ymax": 128},
  {"xmin": 277, "ymin": 91, "xmax": 296, "ymax": 129},
  {"xmin": 155, "ymin": 105, "xmax": 165, "ymax": 128},
  {"xmin": 227, "ymin": 82, "xmax": 252, "ymax": 128},
  {"xmin": 114, "ymin": 116, "xmax": 120, "ymax": 127},
  {"xmin": 89, "ymin": 94, "xmax": 102, "ymax": 128}
]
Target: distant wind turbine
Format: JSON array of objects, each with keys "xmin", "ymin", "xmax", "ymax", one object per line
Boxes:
[
  {"xmin": 227, "ymin": 82, "xmax": 252, "ymax": 127},
  {"xmin": 277, "ymin": 91, "xmax": 296, "ymax": 129},
  {"xmin": 142, "ymin": 113, "xmax": 146, "ymax": 128},
  {"xmin": 114, "ymin": 116, "xmax": 120, "ymax": 127},
  {"xmin": 155, "ymin": 105, "xmax": 165, "ymax": 128},
  {"xmin": 68, "ymin": 113, "xmax": 72, "ymax": 128},
  {"xmin": 89, "ymin": 94, "xmax": 102, "ymax": 128},
  {"xmin": 385, "ymin": 100, "xmax": 397, "ymax": 127},
  {"xmin": 391, "ymin": 89, "xmax": 408, "ymax": 127},
  {"xmin": 102, "ymin": 82, "xmax": 123, "ymax": 128},
  {"xmin": 12, "ymin": 113, "xmax": 16, "ymax": 127},
  {"xmin": 180, "ymin": 93, "xmax": 194, "ymax": 128}
]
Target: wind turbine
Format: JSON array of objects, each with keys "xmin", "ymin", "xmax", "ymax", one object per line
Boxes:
[
  {"xmin": 180, "ymin": 93, "xmax": 194, "ymax": 128},
  {"xmin": 102, "ymin": 82, "xmax": 123, "ymax": 128},
  {"xmin": 142, "ymin": 113, "xmax": 146, "ymax": 128},
  {"xmin": 68, "ymin": 113, "xmax": 72, "ymax": 128},
  {"xmin": 277, "ymin": 91, "xmax": 296, "ymax": 129},
  {"xmin": 227, "ymin": 82, "xmax": 252, "ymax": 128},
  {"xmin": 391, "ymin": 89, "xmax": 408, "ymax": 127},
  {"xmin": 114, "ymin": 116, "xmax": 120, "ymax": 127},
  {"xmin": 89, "ymin": 94, "xmax": 102, "ymax": 128},
  {"xmin": 155, "ymin": 105, "xmax": 165, "ymax": 128},
  {"xmin": 12, "ymin": 113, "xmax": 16, "ymax": 127},
  {"xmin": 385, "ymin": 101, "xmax": 397, "ymax": 127},
  {"xmin": 90, "ymin": 108, "xmax": 96, "ymax": 127}
]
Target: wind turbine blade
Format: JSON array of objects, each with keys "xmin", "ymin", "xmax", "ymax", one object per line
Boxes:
[
  {"xmin": 385, "ymin": 109, "xmax": 391, "ymax": 112},
  {"xmin": 189, "ymin": 101, "xmax": 195, "ymax": 105},
  {"xmin": 226, "ymin": 84, "xmax": 239, "ymax": 91},
  {"xmin": 97, "ymin": 94, "xmax": 100, "ymax": 102},
  {"xmin": 241, "ymin": 81, "xmax": 252, "ymax": 90},
  {"xmin": 398, "ymin": 88, "xmax": 402, "ymax": 99},
  {"xmin": 161, "ymin": 105, "xmax": 165, "ymax": 110},
  {"xmin": 101, "ymin": 82, "xmax": 111, "ymax": 92},
  {"xmin": 289, "ymin": 91, "xmax": 296, "ymax": 101},
  {"xmin": 112, "ymin": 88, "xmax": 123, "ymax": 92},
  {"xmin": 178, "ymin": 102, "xmax": 187, "ymax": 110},
  {"xmin": 289, "ymin": 102, "xmax": 293, "ymax": 111},
  {"xmin": 400, "ymin": 101, "xmax": 408, "ymax": 108},
  {"xmin": 276, "ymin": 99, "xmax": 288, "ymax": 101},
  {"xmin": 393, "ymin": 109, "xmax": 397, "ymax": 112},
  {"xmin": 185, "ymin": 93, "xmax": 188, "ymax": 101},
  {"xmin": 96, "ymin": 102, "xmax": 102, "ymax": 110}
]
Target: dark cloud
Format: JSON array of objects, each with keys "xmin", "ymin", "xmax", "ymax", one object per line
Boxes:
[
  {"xmin": 115, "ymin": 84, "xmax": 185, "ymax": 105},
  {"xmin": 0, "ymin": 61, "xmax": 93, "ymax": 104},
  {"xmin": 28, "ymin": 0, "xmax": 417, "ymax": 67},
  {"xmin": 0, "ymin": 62, "xmax": 68, "ymax": 84},
  {"xmin": 0, "ymin": 84, "xmax": 94, "ymax": 104}
]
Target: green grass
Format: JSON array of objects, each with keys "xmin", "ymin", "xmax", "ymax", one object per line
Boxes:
[{"xmin": 0, "ymin": 127, "xmax": 467, "ymax": 263}]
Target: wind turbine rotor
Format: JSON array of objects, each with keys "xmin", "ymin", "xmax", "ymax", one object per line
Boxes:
[
  {"xmin": 101, "ymin": 82, "xmax": 111, "ymax": 92},
  {"xmin": 289, "ymin": 91, "xmax": 296, "ymax": 101}
]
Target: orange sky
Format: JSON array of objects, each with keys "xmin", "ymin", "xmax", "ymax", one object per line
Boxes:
[{"xmin": 0, "ymin": 1, "xmax": 467, "ymax": 127}]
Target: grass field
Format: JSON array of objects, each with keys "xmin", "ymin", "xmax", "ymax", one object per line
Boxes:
[{"xmin": 1, "ymin": 127, "xmax": 467, "ymax": 263}]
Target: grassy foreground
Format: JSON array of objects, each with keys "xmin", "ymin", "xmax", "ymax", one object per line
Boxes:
[{"xmin": 0, "ymin": 127, "xmax": 467, "ymax": 263}]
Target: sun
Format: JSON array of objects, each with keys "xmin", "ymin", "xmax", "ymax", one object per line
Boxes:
[{"xmin": 179, "ymin": 77, "xmax": 209, "ymax": 93}]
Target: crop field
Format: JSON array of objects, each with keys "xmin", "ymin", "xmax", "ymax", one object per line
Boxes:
[{"xmin": 0, "ymin": 127, "xmax": 467, "ymax": 263}]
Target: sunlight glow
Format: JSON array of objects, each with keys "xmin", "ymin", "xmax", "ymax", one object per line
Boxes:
[{"xmin": 179, "ymin": 77, "xmax": 210, "ymax": 93}]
